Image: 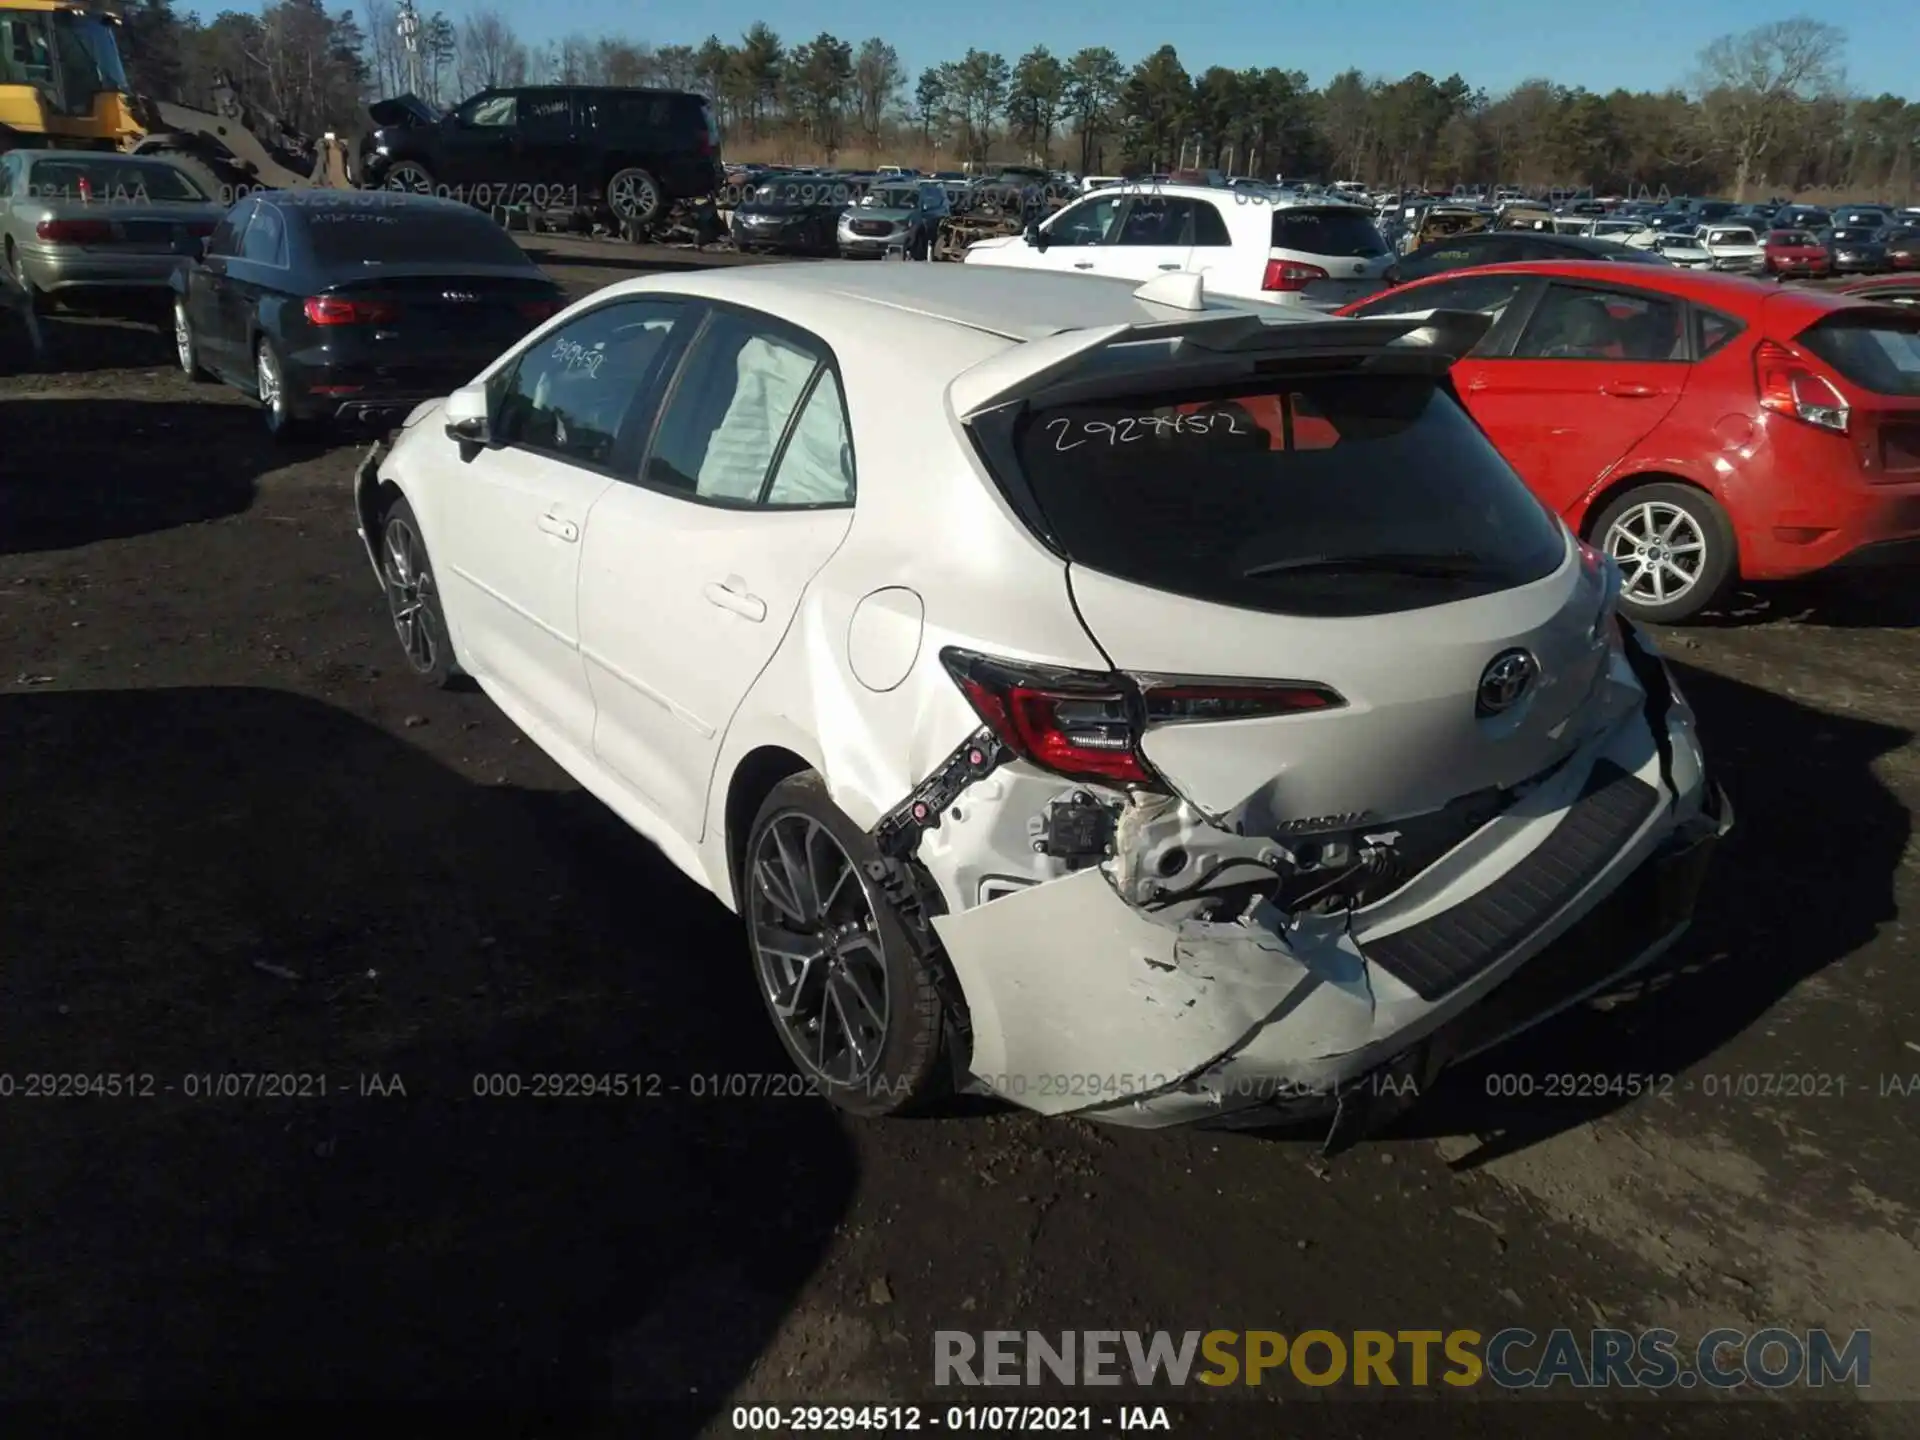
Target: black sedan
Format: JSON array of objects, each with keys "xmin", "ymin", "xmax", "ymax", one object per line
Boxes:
[
  {"xmin": 1306, "ymin": 229, "xmax": 1668, "ymax": 306},
  {"xmin": 171, "ymin": 190, "xmax": 563, "ymax": 439}
]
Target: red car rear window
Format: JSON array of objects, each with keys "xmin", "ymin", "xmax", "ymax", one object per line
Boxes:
[{"xmin": 1797, "ymin": 312, "xmax": 1920, "ymax": 398}]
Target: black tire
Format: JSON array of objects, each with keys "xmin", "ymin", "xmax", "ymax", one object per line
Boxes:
[
  {"xmin": 147, "ymin": 149, "xmax": 237, "ymax": 207},
  {"xmin": 743, "ymin": 772, "xmax": 953, "ymax": 1118},
  {"xmin": 172, "ymin": 298, "xmax": 213, "ymax": 381},
  {"xmin": 1590, "ymin": 481, "xmax": 1737, "ymax": 624},
  {"xmin": 254, "ymin": 335, "xmax": 306, "ymax": 442},
  {"xmin": 376, "ymin": 495, "xmax": 458, "ymax": 687}
]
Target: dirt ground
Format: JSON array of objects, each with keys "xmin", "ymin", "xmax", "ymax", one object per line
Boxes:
[{"xmin": 2, "ymin": 240, "xmax": 1918, "ymax": 1438}]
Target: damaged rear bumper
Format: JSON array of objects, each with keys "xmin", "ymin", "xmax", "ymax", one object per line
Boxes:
[{"xmin": 926, "ymin": 675, "xmax": 1727, "ymax": 1138}]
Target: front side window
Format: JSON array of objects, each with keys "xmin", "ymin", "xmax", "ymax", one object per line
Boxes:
[
  {"xmin": 645, "ymin": 311, "xmax": 826, "ymax": 503},
  {"xmin": 1510, "ymin": 284, "xmax": 1684, "ymax": 362},
  {"xmin": 494, "ymin": 300, "xmax": 685, "ymax": 468},
  {"xmin": 518, "ymin": 91, "xmax": 572, "ymax": 137},
  {"xmin": 1045, "ymin": 194, "xmax": 1125, "ymax": 246},
  {"xmin": 1009, "ymin": 375, "xmax": 1566, "ymax": 618}
]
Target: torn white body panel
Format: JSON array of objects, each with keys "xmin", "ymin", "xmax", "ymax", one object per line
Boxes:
[{"xmin": 929, "ymin": 682, "xmax": 1710, "ymax": 1129}]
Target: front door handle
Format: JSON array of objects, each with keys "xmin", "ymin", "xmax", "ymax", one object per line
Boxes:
[
  {"xmin": 537, "ymin": 511, "xmax": 579, "ymax": 542},
  {"xmin": 1157, "ymin": 262, "xmax": 1181, "ymax": 270},
  {"xmin": 704, "ymin": 578, "xmax": 767, "ymax": 622},
  {"xmin": 1602, "ymin": 382, "xmax": 1657, "ymax": 398},
  {"xmin": 1073, "ymin": 261, "xmax": 1095, "ymax": 270}
]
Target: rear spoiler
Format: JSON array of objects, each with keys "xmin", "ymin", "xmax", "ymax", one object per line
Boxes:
[{"xmin": 949, "ymin": 274, "xmax": 1490, "ymax": 419}]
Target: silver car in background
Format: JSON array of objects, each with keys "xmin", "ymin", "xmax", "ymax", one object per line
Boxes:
[{"xmin": 1, "ymin": 151, "xmax": 224, "ymax": 313}]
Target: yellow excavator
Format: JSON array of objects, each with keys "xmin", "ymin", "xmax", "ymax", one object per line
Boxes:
[{"xmin": 0, "ymin": 0, "xmax": 352, "ymax": 194}]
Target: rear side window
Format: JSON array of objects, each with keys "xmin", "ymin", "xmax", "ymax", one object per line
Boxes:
[
  {"xmin": 1696, "ymin": 310, "xmax": 1745, "ymax": 358},
  {"xmin": 1010, "ymin": 376, "xmax": 1567, "ymax": 618},
  {"xmin": 1192, "ymin": 200, "xmax": 1231, "ymax": 247},
  {"xmin": 1797, "ymin": 314, "xmax": 1920, "ymax": 397},
  {"xmin": 304, "ymin": 206, "xmax": 534, "ymax": 265},
  {"xmin": 1272, "ymin": 208, "xmax": 1388, "ymax": 258}
]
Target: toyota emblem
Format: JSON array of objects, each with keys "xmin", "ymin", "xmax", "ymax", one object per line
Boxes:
[{"xmin": 1476, "ymin": 649, "xmax": 1539, "ymax": 716}]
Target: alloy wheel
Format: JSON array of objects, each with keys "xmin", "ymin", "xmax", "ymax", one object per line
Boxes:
[
  {"xmin": 174, "ymin": 304, "xmax": 194, "ymax": 372},
  {"xmin": 381, "ymin": 516, "xmax": 439, "ymax": 673},
  {"xmin": 607, "ymin": 169, "xmax": 661, "ymax": 224},
  {"xmin": 749, "ymin": 812, "xmax": 890, "ymax": 1087},
  {"xmin": 384, "ymin": 162, "xmax": 433, "ymax": 194},
  {"xmin": 256, "ymin": 342, "xmax": 281, "ymax": 417},
  {"xmin": 1603, "ymin": 500, "xmax": 1707, "ymax": 608}
]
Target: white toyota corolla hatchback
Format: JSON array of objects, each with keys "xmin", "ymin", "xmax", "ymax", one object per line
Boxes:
[{"xmin": 353, "ymin": 262, "xmax": 1729, "ymax": 1148}]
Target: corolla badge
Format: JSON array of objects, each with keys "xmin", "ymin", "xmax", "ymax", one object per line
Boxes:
[{"xmin": 1476, "ymin": 649, "xmax": 1539, "ymax": 717}]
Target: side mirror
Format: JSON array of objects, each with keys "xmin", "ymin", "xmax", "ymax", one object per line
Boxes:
[
  {"xmin": 1383, "ymin": 263, "xmax": 1402, "ymax": 286},
  {"xmin": 443, "ymin": 382, "xmax": 493, "ymax": 450},
  {"xmin": 1024, "ymin": 222, "xmax": 1045, "ymax": 250}
]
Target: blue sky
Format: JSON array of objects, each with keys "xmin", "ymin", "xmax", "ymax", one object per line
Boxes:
[{"xmin": 414, "ymin": 0, "xmax": 1915, "ymax": 99}]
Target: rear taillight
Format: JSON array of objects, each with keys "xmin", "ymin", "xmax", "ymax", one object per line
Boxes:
[
  {"xmin": 304, "ymin": 296, "xmax": 399, "ymax": 326},
  {"xmin": 1754, "ymin": 340, "xmax": 1849, "ymax": 433},
  {"xmin": 517, "ymin": 299, "xmax": 560, "ymax": 321},
  {"xmin": 35, "ymin": 219, "xmax": 113, "ymax": 243},
  {"xmin": 1262, "ymin": 259, "xmax": 1330, "ymax": 292},
  {"xmin": 941, "ymin": 648, "xmax": 1343, "ymax": 788}
]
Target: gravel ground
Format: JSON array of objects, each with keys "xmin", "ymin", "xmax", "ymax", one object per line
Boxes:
[{"xmin": 1, "ymin": 242, "xmax": 1917, "ymax": 1438}]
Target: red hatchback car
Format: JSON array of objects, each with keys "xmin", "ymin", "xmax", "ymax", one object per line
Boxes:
[{"xmin": 1337, "ymin": 262, "xmax": 1920, "ymax": 621}]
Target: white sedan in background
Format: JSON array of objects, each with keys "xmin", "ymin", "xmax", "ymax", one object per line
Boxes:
[
  {"xmin": 353, "ymin": 263, "xmax": 1727, "ymax": 1148},
  {"xmin": 963, "ymin": 183, "xmax": 1397, "ymax": 307}
]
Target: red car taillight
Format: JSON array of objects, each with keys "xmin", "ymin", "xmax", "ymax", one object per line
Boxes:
[
  {"xmin": 1262, "ymin": 259, "xmax": 1329, "ymax": 292},
  {"xmin": 1755, "ymin": 340, "xmax": 1849, "ymax": 434},
  {"xmin": 35, "ymin": 219, "xmax": 114, "ymax": 243},
  {"xmin": 941, "ymin": 648, "xmax": 1343, "ymax": 788},
  {"xmin": 303, "ymin": 296, "xmax": 400, "ymax": 326}
]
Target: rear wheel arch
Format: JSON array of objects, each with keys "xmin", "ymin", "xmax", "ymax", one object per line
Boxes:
[
  {"xmin": 1573, "ymin": 467, "xmax": 1724, "ymax": 545},
  {"xmin": 1584, "ymin": 473, "xmax": 1740, "ymax": 622},
  {"xmin": 724, "ymin": 745, "xmax": 814, "ymax": 910}
]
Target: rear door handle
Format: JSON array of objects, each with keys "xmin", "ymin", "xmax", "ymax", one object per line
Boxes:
[
  {"xmin": 1603, "ymin": 382, "xmax": 1657, "ymax": 398},
  {"xmin": 1073, "ymin": 261, "xmax": 1095, "ymax": 270},
  {"xmin": 1157, "ymin": 262, "xmax": 1181, "ymax": 270},
  {"xmin": 703, "ymin": 578, "xmax": 766, "ymax": 622},
  {"xmin": 537, "ymin": 511, "xmax": 579, "ymax": 542}
]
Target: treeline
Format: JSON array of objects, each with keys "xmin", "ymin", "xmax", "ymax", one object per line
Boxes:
[{"xmin": 115, "ymin": 4, "xmax": 1916, "ymax": 199}]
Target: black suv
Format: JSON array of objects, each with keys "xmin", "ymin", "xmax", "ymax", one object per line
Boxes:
[{"xmin": 360, "ymin": 86, "xmax": 723, "ymax": 226}]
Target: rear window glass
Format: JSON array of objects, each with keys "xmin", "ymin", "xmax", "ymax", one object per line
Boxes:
[
  {"xmin": 1272, "ymin": 209, "xmax": 1388, "ymax": 258},
  {"xmin": 303, "ymin": 207, "xmax": 534, "ymax": 265},
  {"xmin": 1797, "ymin": 314, "xmax": 1920, "ymax": 397},
  {"xmin": 1011, "ymin": 376, "xmax": 1567, "ymax": 618},
  {"xmin": 1708, "ymin": 229, "xmax": 1756, "ymax": 245},
  {"xmin": 1769, "ymin": 230, "xmax": 1815, "ymax": 245},
  {"xmin": 26, "ymin": 158, "xmax": 206, "ymax": 202}
]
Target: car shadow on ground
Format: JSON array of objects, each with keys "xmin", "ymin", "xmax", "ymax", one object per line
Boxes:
[
  {"xmin": 1707, "ymin": 573, "xmax": 1920, "ymax": 630},
  {"xmin": 0, "ymin": 686, "xmax": 856, "ymax": 1430},
  {"xmin": 0, "ymin": 298, "xmax": 174, "ymax": 377},
  {"xmin": 1384, "ymin": 658, "xmax": 1911, "ymax": 1163},
  {"xmin": 0, "ymin": 397, "xmax": 299, "ymax": 552}
]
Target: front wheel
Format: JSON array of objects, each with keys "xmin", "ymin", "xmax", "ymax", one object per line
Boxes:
[
  {"xmin": 1593, "ymin": 482, "xmax": 1736, "ymax": 624},
  {"xmin": 382, "ymin": 160, "xmax": 436, "ymax": 194},
  {"xmin": 744, "ymin": 772, "xmax": 954, "ymax": 1117},
  {"xmin": 174, "ymin": 300, "xmax": 212, "ymax": 381}
]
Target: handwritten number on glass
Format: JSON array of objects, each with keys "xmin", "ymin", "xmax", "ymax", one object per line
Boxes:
[
  {"xmin": 1043, "ymin": 411, "xmax": 1250, "ymax": 452},
  {"xmin": 550, "ymin": 337, "xmax": 605, "ymax": 378}
]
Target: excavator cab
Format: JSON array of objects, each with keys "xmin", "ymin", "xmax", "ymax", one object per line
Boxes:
[{"xmin": 0, "ymin": 0, "xmax": 141, "ymax": 149}]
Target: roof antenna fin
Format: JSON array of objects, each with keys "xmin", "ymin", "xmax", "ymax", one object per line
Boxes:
[{"xmin": 1133, "ymin": 270, "xmax": 1205, "ymax": 311}]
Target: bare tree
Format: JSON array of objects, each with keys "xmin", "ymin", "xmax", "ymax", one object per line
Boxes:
[
  {"xmin": 1693, "ymin": 18, "xmax": 1845, "ymax": 199},
  {"xmin": 360, "ymin": 0, "xmax": 403, "ymax": 97},
  {"xmin": 455, "ymin": 7, "xmax": 529, "ymax": 96}
]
